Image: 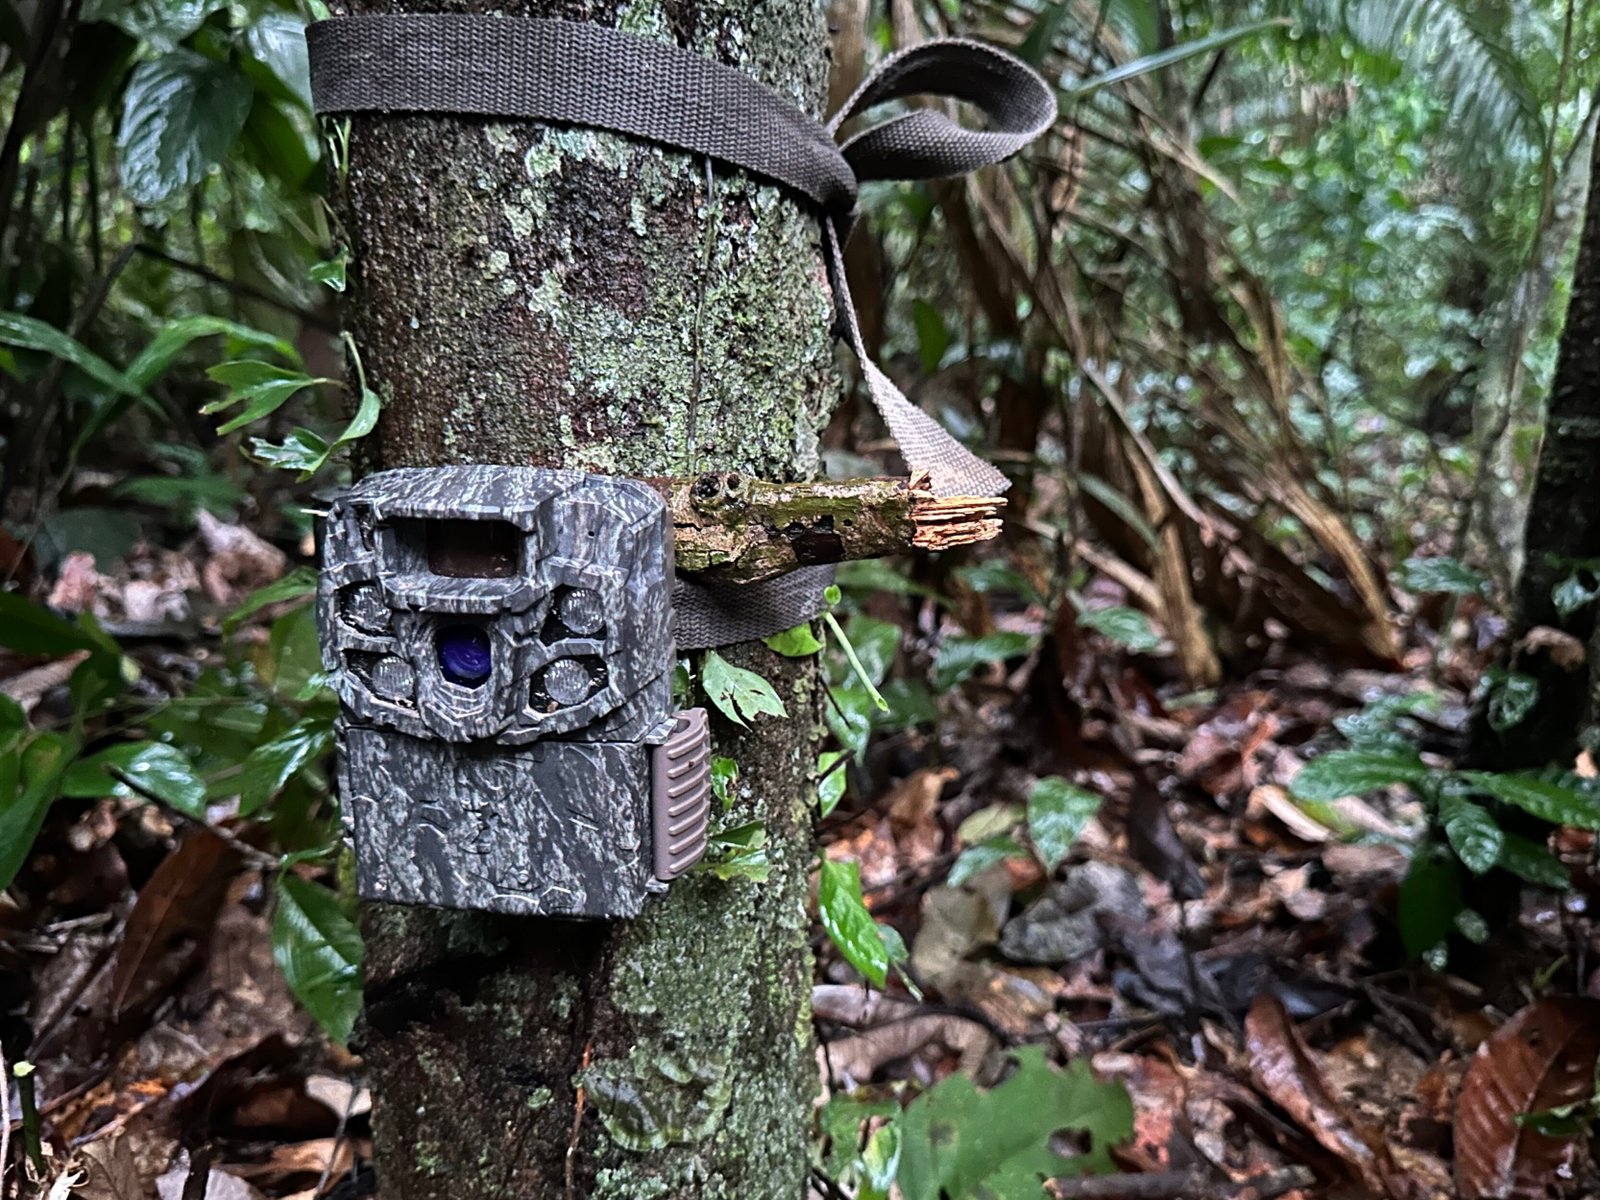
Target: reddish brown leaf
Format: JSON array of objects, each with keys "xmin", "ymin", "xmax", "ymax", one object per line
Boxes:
[
  {"xmin": 1245, "ymin": 992, "xmax": 1420, "ymax": 1199},
  {"xmin": 109, "ymin": 830, "xmax": 240, "ymax": 1015},
  {"xmin": 1455, "ymin": 996, "xmax": 1600, "ymax": 1199}
]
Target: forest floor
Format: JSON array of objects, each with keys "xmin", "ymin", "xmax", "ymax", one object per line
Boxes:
[{"xmin": 2, "ymin": 502, "xmax": 1596, "ymax": 1200}]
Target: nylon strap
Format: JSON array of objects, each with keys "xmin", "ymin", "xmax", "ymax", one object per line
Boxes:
[{"xmin": 306, "ymin": 15, "xmax": 1053, "ymax": 644}]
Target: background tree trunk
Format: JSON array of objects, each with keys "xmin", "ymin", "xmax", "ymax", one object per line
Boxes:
[
  {"xmin": 331, "ymin": 1, "xmax": 837, "ymax": 1195},
  {"xmin": 1471, "ymin": 110, "xmax": 1600, "ymax": 771}
]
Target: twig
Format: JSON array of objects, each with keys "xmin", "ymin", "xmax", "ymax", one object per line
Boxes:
[
  {"xmin": 133, "ymin": 243, "xmax": 339, "ymax": 332},
  {"xmin": 314, "ymin": 1083, "xmax": 357, "ymax": 1200},
  {"xmin": 565, "ymin": 1040, "xmax": 592, "ymax": 1200},
  {"xmin": 106, "ymin": 766, "xmax": 279, "ymax": 872},
  {"xmin": 1048, "ymin": 1165, "xmax": 1315, "ymax": 1199},
  {"xmin": 656, "ymin": 472, "xmax": 1004, "ymax": 584}
]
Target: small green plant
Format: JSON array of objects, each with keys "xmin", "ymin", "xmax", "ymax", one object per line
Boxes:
[{"xmin": 1289, "ymin": 694, "xmax": 1588, "ymax": 964}]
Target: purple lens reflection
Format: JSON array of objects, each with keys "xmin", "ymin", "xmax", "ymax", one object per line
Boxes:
[{"xmin": 438, "ymin": 624, "xmax": 492, "ymax": 686}]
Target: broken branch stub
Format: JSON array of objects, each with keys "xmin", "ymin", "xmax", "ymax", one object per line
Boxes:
[{"xmin": 659, "ymin": 471, "xmax": 1005, "ymax": 585}]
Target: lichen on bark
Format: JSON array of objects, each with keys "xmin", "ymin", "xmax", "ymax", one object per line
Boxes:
[{"xmin": 335, "ymin": 0, "xmax": 838, "ymax": 1195}]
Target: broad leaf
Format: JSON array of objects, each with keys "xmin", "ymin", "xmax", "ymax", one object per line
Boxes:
[
  {"xmin": 932, "ymin": 631, "xmax": 1035, "ymax": 692},
  {"xmin": 1399, "ymin": 847, "xmax": 1464, "ymax": 959},
  {"xmin": 818, "ymin": 859, "xmax": 889, "ymax": 987},
  {"xmin": 60, "ymin": 741, "xmax": 206, "ymax": 817},
  {"xmin": 817, "ymin": 750, "xmax": 847, "ymax": 817},
  {"xmin": 239, "ymin": 720, "xmax": 332, "ymax": 816},
  {"xmin": 1460, "ymin": 772, "xmax": 1600, "ymax": 831},
  {"xmin": 1077, "ymin": 606, "xmax": 1160, "ymax": 652},
  {"xmin": 224, "ymin": 566, "xmax": 317, "ymax": 633},
  {"xmin": 0, "ymin": 594, "xmax": 114, "ymax": 657},
  {"xmin": 1496, "ymin": 833, "xmax": 1569, "ymax": 888},
  {"xmin": 764, "ymin": 622, "xmax": 822, "ymax": 658},
  {"xmin": 896, "ymin": 1048, "xmax": 1132, "ymax": 1199},
  {"xmin": 117, "ymin": 51, "xmax": 253, "ymax": 207},
  {"xmin": 0, "ymin": 734, "xmax": 77, "ymax": 891},
  {"xmin": 1440, "ymin": 793, "xmax": 1504, "ymax": 874},
  {"xmin": 0, "ymin": 311, "xmax": 140, "ymax": 397},
  {"xmin": 273, "ymin": 874, "xmax": 362, "ymax": 1045},
  {"xmin": 949, "ymin": 837, "xmax": 1028, "ymax": 887},
  {"xmin": 1397, "ymin": 555, "xmax": 1487, "ymax": 596},
  {"xmin": 701, "ymin": 651, "xmax": 786, "ymax": 726},
  {"xmin": 1290, "ymin": 748, "xmax": 1429, "ymax": 802},
  {"xmin": 83, "ymin": 0, "xmax": 225, "ymax": 48},
  {"xmin": 1027, "ymin": 777, "xmax": 1101, "ymax": 871}
]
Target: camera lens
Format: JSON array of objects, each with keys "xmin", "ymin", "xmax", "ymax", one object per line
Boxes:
[{"xmin": 438, "ymin": 624, "xmax": 492, "ymax": 686}]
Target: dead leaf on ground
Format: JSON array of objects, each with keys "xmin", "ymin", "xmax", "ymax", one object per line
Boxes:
[
  {"xmin": 110, "ymin": 831, "xmax": 241, "ymax": 1015},
  {"xmin": 1245, "ymin": 992, "xmax": 1421, "ymax": 1199},
  {"xmin": 71, "ymin": 1137, "xmax": 143, "ymax": 1200},
  {"xmin": 1455, "ymin": 996, "xmax": 1600, "ymax": 1199}
]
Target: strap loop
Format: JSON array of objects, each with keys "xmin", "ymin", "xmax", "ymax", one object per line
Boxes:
[{"xmin": 307, "ymin": 15, "xmax": 1052, "ymax": 500}]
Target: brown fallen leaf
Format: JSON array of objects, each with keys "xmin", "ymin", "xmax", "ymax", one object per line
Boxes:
[
  {"xmin": 109, "ymin": 830, "xmax": 241, "ymax": 1015},
  {"xmin": 71, "ymin": 1137, "xmax": 143, "ymax": 1200},
  {"xmin": 1455, "ymin": 995, "xmax": 1600, "ymax": 1200},
  {"xmin": 1245, "ymin": 992, "xmax": 1421, "ymax": 1199}
]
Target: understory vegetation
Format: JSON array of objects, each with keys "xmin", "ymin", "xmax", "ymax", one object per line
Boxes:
[{"xmin": 4, "ymin": 0, "xmax": 1600, "ymax": 1197}]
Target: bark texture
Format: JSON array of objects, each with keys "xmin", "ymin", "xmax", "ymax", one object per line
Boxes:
[
  {"xmin": 332, "ymin": 1, "xmax": 837, "ymax": 1194},
  {"xmin": 1472, "ymin": 119, "xmax": 1600, "ymax": 770}
]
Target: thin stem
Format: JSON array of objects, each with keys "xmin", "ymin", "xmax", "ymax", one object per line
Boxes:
[{"xmin": 823, "ymin": 611, "xmax": 889, "ymax": 712}]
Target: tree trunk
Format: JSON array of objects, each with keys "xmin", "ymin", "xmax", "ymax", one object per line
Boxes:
[
  {"xmin": 331, "ymin": 1, "xmax": 836, "ymax": 1195},
  {"xmin": 1471, "ymin": 111, "xmax": 1600, "ymax": 771}
]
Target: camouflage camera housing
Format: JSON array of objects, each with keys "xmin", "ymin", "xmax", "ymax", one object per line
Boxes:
[{"xmin": 318, "ymin": 466, "xmax": 710, "ymax": 919}]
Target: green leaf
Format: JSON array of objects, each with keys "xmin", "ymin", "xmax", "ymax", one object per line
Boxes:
[
  {"xmin": 1077, "ymin": 473, "xmax": 1159, "ymax": 552},
  {"xmin": 243, "ymin": 10, "xmax": 312, "ymax": 108},
  {"xmin": 0, "ymin": 594, "xmax": 114, "ymax": 657},
  {"xmin": 1065, "ymin": 19, "xmax": 1289, "ymax": 98},
  {"xmin": 249, "ymin": 428, "xmax": 332, "ymax": 474},
  {"xmin": 60, "ymin": 741, "xmax": 205, "ymax": 817},
  {"xmin": 932, "ymin": 631, "xmax": 1035, "ymax": 692},
  {"xmin": 710, "ymin": 756, "xmax": 739, "ymax": 808},
  {"xmin": 1486, "ymin": 672, "xmax": 1540, "ymax": 733},
  {"xmin": 0, "ymin": 734, "xmax": 76, "ymax": 892},
  {"xmin": 116, "ymin": 51, "xmax": 253, "ymax": 207},
  {"xmin": 826, "ymin": 684, "xmax": 875, "ymax": 758},
  {"xmin": 701, "ymin": 651, "xmax": 787, "ymax": 726},
  {"xmin": 223, "ymin": 566, "xmax": 317, "ymax": 634},
  {"xmin": 203, "ymin": 360, "xmax": 325, "ymax": 433},
  {"xmin": 1396, "ymin": 555, "xmax": 1487, "ymax": 597},
  {"xmin": 1497, "ymin": 833, "xmax": 1569, "ymax": 888},
  {"xmin": 1289, "ymin": 748, "xmax": 1429, "ymax": 802},
  {"xmin": 273, "ymin": 874, "xmax": 362, "ymax": 1046},
  {"xmin": 818, "ymin": 750, "xmax": 847, "ymax": 817},
  {"xmin": 911, "ymin": 299, "xmax": 950, "ymax": 375},
  {"xmin": 127, "ymin": 318, "xmax": 295, "ymax": 393},
  {"xmin": 948, "ymin": 837, "xmax": 1027, "ymax": 887},
  {"xmin": 239, "ymin": 720, "xmax": 333, "ymax": 816},
  {"xmin": 1399, "ymin": 847, "xmax": 1464, "ymax": 960},
  {"xmin": 764, "ymin": 622, "xmax": 823, "ymax": 658},
  {"xmin": 1439, "ymin": 793, "xmax": 1503, "ymax": 874},
  {"xmin": 1028, "ymin": 778, "xmax": 1101, "ymax": 871},
  {"xmin": 836, "ymin": 617, "xmax": 900, "ymax": 689},
  {"xmin": 896, "ymin": 1047, "xmax": 1133, "ymax": 1199},
  {"xmin": 83, "ymin": 0, "xmax": 225, "ymax": 48},
  {"xmin": 0, "ymin": 311, "xmax": 140, "ymax": 397},
  {"xmin": 1458, "ymin": 771, "xmax": 1600, "ymax": 831},
  {"xmin": 818, "ymin": 858, "xmax": 889, "ymax": 987},
  {"xmin": 1553, "ymin": 566, "xmax": 1600, "ymax": 618},
  {"xmin": 1077, "ymin": 606, "xmax": 1160, "ymax": 652},
  {"xmin": 310, "ymin": 254, "xmax": 348, "ymax": 293},
  {"xmin": 698, "ymin": 820, "xmax": 770, "ymax": 882}
]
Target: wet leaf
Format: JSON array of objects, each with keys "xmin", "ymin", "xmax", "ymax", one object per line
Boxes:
[
  {"xmin": 1497, "ymin": 833, "xmax": 1569, "ymax": 888},
  {"xmin": 949, "ymin": 837, "xmax": 1028, "ymax": 887},
  {"xmin": 818, "ymin": 750, "xmax": 847, "ymax": 817},
  {"xmin": 61, "ymin": 740, "xmax": 206, "ymax": 817},
  {"xmin": 1456, "ymin": 997, "xmax": 1600, "ymax": 1199},
  {"xmin": 0, "ymin": 733, "xmax": 76, "ymax": 891},
  {"xmin": 273, "ymin": 874, "xmax": 363, "ymax": 1046},
  {"xmin": 238, "ymin": 719, "xmax": 332, "ymax": 816}
]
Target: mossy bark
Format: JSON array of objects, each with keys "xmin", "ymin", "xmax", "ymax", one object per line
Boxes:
[
  {"xmin": 332, "ymin": 1, "xmax": 836, "ymax": 1194},
  {"xmin": 1471, "ymin": 127, "xmax": 1600, "ymax": 770}
]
